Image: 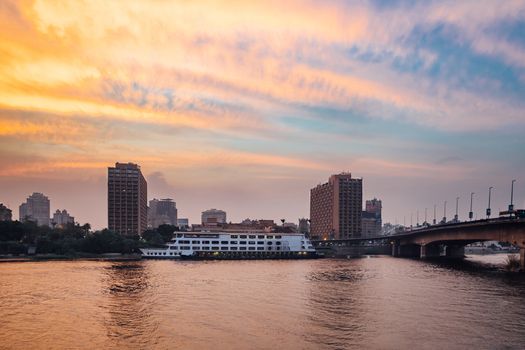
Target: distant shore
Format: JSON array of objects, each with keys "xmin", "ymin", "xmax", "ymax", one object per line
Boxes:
[{"xmin": 0, "ymin": 253, "xmax": 142, "ymax": 263}]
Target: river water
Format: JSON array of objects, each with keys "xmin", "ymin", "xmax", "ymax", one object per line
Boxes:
[{"xmin": 1, "ymin": 255, "xmax": 524, "ymax": 349}]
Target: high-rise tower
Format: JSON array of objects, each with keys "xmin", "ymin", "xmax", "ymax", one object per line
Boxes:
[
  {"xmin": 108, "ymin": 162, "xmax": 147, "ymax": 236},
  {"xmin": 310, "ymin": 173, "xmax": 362, "ymax": 240}
]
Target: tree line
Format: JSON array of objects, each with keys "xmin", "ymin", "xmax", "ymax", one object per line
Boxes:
[{"xmin": 0, "ymin": 220, "xmax": 179, "ymax": 256}]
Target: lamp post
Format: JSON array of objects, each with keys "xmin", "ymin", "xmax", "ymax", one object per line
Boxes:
[
  {"xmin": 509, "ymin": 179, "xmax": 516, "ymax": 215},
  {"xmin": 443, "ymin": 201, "xmax": 447, "ymax": 224},
  {"xmin": 433, "ymin": 204, "xmax": 436, "ymax": 225},
  {"xmin": 425, "ymin": 208, "xmax": 428, "ymax": 225},
  {"xmin": 410, "ymin": 212, "xmax": 413, "ymax": 229},
  {"xmin": 417, "ymin": 210, "xmax": 419, "ymax": 227},
  {"xmin": 486, "ymin": 187, "xmax": 493, "ymax": 219},
  {"xmin": 469, "ymin": 192, "xmax": 474, "ymax": 221},
  {"xmin": 455, "ymin": 196, "xmax": 460, "ymax": 222}
]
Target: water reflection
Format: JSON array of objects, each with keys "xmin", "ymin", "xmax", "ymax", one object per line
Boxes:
[{"xmin": 102, "ymin": 262, "xmax": 158, "ymax": 348}]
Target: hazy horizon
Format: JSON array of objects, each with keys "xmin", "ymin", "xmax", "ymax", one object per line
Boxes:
[{"xmin": 1, "ymin": 1, "xmax": 525, "ymax": 229}]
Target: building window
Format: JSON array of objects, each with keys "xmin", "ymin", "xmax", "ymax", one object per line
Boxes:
[
  {"xmin": 221, "ymin": 241, "xmax": 228, "ymax": 245},
  {"xmin": 248, "ymin": 247, "xmax": 255, "ymax": 251},
  {"xmin": 257, "ymin": 241, "xmax": 264, "ymax": 245},
  {"xmin": 221, "ymin": 247, "xmax": 229, "ymax": 251},
  {"xmin": 231, "ymin": 235, "xmax": 238, "ymax": 239},
  {"xmin": 257, "ymin": 235, "xmax": 265, "ymax": 239},
  {"xmin": 239, "ymin": 235, "xmax": 247, "ymax": 239},
  {"xmin": 230, "ymin": 247, "xmax": 238, "ymax": 251},
  {"xmin": 249, "ymin": 235, "xmax": 256, "ymax": 239},
  {"xmin": 239, "ymin": 247, "xmax": 247, "ymax": 251},
  {"xmin": 257, "ymin": 247, "xmax": 264, "ymax": 251},
  {"xmin": 248, "ymin": 241, "xmax": 255, "ymax": 245}
]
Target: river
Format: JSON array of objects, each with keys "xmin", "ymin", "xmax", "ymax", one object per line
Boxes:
[{"xmin": 1, "ymin": 255, "xmax": 524, "ymax": 349}]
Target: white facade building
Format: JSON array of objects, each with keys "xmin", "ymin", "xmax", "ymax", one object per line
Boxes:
[{"xmin": 19, "ymin": 192, "xmax": 50, "ymax": 227}]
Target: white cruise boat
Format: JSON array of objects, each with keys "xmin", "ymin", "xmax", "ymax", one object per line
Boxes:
[{"xmin": 140, "ymin": 232, "xmax": 320, "ymax": 259}]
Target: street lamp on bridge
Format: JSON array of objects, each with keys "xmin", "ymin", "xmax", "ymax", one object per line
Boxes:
[
  {"xmin": 455, "ymin": 196, "xmax": 460, "ymax": 223},
  {"xmin": 487, "ymin": 186, "xmax": 493, "ymax": 219},
  {"xmin": 509, "ymin": 179, "xmax": 516, "ymax": 215},
  {"xmin": 433, "ymin": 204, "xmax": 436, "ymax": 225},
  {"xmin": 469, "ymin": 192, "xmax": 474, "ymax": 221},
  {"xmin": 443, "ymin": 201, "xmax": 447, "ymax": 224}
]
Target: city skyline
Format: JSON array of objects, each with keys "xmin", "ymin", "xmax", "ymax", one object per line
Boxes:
[{"xmin": 1, "ymin": 1, "xmax": 525, "ymax": 229}]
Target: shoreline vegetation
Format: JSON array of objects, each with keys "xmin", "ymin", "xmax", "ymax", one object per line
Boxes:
[{"xmin": 0, "ymin": 220, "xmax": 178, "ymax": 261}]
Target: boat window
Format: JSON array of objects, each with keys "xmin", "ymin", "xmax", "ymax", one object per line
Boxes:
[
  {"xmin": 211, "ymin": 247, "xmax": 219, "ymax": 251},
  {"xmin": 169, "ymin": 246, "xmax": 178, "ymax": 250},
  {"xmin": 179, "ymin": 240, "xmax": 190, "ymax": 244},
  {"xmin": 276, "ymin": 242, "xmax": 281, "ymax": 245},
  {"xmin": 239, "ymin": 247, "xmax": 247, "ymax": 251},
  {"xmin": 230, "ymin": 247, "xmax": 238, "ymax": 251},
  {"xmin": 193, "ymin": 247, "xmax": 200, "ymax": 250},
  {"xmin": 202, "ymin": 247, "xmax": 209, "ymax": 250},
  {"xmin": 221, "ymin": 247, "xmax": 229, "ymax": 251},
  {"xmin": 248, "ymin": 241, "xmax": 255, "ymax": 245},
  {"xmin": 180, "ymin": 246, "xmax": 191, "ymax": 250},
  {"xmin": 267, "ymin": 242, "xmax": 272, "ymax": 245},
  {"xmin": 257, "ymin": 235, "xmax": 265, "ymax": 239},
  {"xmin": 249, "ymin": 235, "xmax": 256, "ymax": 239},
  {"xmin": 202, "ymin": 240, "xmax": 210, "ymax": 244},
  {"xmin": 239, "ymin": 235, "xmax": 247, "ymax": 239},
  {"xmin": 276, "ymin": 247, "xmax": 281, "ymax": 250},
  {"xmin": 268, "ymin": 247, "xmax": 272, "ymax": 251},
  {"xmin": 212, "ymin": 241, "xmax": 219, "ymax": 244},
  {"xmin": 192, "ymin": 241, "xmax": 200, "ymax": 244},
  {"xmin": 275, "ymin": 235, "xmax": 282, "ymax": 239},
  {"xmin": 169, "ymin": 252, "xmax": 173, "ymax": 255},
  {"xmin": 230, "ymin": 241, "xmax": 237, "ymax": 245},
  {"xmin": 257, "ymin": 241, "xmax": 264, "ymax": 245},
  {"xmin": 231, "ymin": 235, "xmax": 238, "ymax": 239},
  {"xmin": 221, "ymin": 241, "xmax": 228, "ymax": 245},
  {"xmin": 239, "ymin": 241, "xmax": 247, "ymax": 245},
  {"xmin": 267, "ymin": 235, "xmax": 273, "ymax": 239},
  {"xmin": 248, "ymin": 247, "xmax": 255, "ymax": 251},
  {"xmin": 257, "ymin": 247, "xmax": 264, "ymax": 251}
]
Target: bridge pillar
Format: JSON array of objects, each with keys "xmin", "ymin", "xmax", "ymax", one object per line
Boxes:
[
  {"xmin": 520, "ymin": 247, "xmax": 525, "ymax": 272},
  {"xmin": 392, "ymin": 243, "xmax": 399, "ymax": 257},
  {"xmin": 446, "ymin": 245, "xmax": 465, "ymax": 258},
  {"xmin": 420, "ymin": 244, "xmax": 440, "ymax": 259}
]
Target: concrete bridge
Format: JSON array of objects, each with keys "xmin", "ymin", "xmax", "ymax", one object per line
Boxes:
[{"xmin": 312, "ymin": 218, "xmax": 525, "ymax": 270}]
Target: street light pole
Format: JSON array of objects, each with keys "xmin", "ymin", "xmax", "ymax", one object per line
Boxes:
[
  {"xmin": 417, "ymin": 210, "xmax": 419, "ymax": 226},
  {"xmin": 486, "ymin": 186, "xmax": 493, "ymax": 219},
  {"xmin": 425, "ymin": 208, "xmax": 428, "ymax": 225},
  {"xmin": 455, "ymin": 196, "xmax": 459, "ymax": 222},
  {"xmin": 443, "ymin": 201, "xmax": 447, "ymax": 223},
  {"xmin": 469, "ymin": 192, "xmax": 474, "ymax": 221},
  {"xmin": 509, "ymin": 179, "xmax": 516, "ymax": 215},
  {"xmin": 433, "ymin": 204, "xmax": 436, "ymax": 225}
]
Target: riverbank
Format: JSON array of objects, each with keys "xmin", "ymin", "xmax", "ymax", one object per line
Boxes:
[{"xmin": 0, "ymin": 253, "xmax": 142, "ymax": 263}]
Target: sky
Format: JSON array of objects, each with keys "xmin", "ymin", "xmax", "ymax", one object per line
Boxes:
[{"xmin": 1, "ymin": 0, "xmax": 525, "ymax": 229}]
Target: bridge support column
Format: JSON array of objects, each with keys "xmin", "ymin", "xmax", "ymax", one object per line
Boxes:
[
  {"xmin": 420, "ymin": 244, "xmax": 440, "ymax": 259},
  {"xmin": 446, "ymin": 245, "xmax": 465, "ymax": 258},
  {"xmin": 392, "ymin": 243, "xmax": 399, "ymax": 257},
  {"xmin": 520, "ymin": 247, "xmax": 525, "ymax": 272}
]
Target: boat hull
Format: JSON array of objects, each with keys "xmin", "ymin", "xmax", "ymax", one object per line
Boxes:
[{"xmin": 180, "ymin": 251, "xmax": 322, "ymax": 260}]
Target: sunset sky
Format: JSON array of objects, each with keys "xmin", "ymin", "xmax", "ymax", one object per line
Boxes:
[{"xmin": 1, "ymin": 0, "xmax": 525, "ymax": 229}]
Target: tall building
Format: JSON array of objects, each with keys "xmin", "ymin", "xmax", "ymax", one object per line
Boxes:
[
  {"xmin": 108, "ymin": 162, "xmax": 148, "ymax": 236},
  {"xmin": 52, "ymin": 209, "xmax": 75, "ymax": 228},
  {"xmin": 310, "ymin": 173, "xmax": 362, "ymax": 240},
  {"xmin": 19, "ymin": 192, "xmax": 50, "ymax": 227},
  {"xmin": 362, "ymin": 198, "xmax": 382, "ymax": 237},
  {"xmin": 201, "ymin": 209, "xmax": 227, "ymax": 226},
  {"xmin": 148, "ymin": 198, "xmax": 178, "ymax": 229},
  {"xmin": 0, "ymin": 203, "xmax": 12, "ymax": 221}
]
